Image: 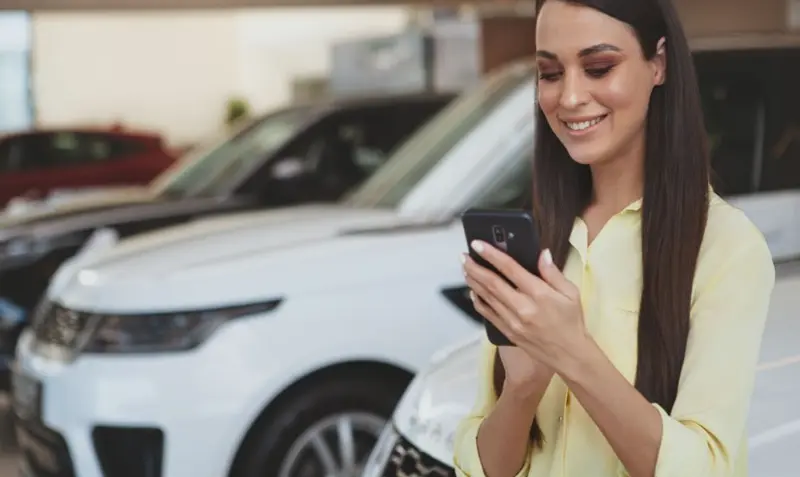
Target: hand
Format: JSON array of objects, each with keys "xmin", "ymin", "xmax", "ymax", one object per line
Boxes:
[
  {"xmin": 496, "ymin": 345, "xmax": 554, "ymax": 397},
  {"xmin": 463, "ymin": 241, "xmax": 591, "ymax": 377}
]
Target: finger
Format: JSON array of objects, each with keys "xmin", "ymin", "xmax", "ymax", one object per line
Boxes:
[
  {"xmin": 463, "ymin": 254, "xmax": 531, "ymax": 312},
  {"xmin": 469, "ymin": 289, "xmax": 501, "ymax": 324},
  {"xmin": 466, "ymin": 276, "xmax": 516, "ymax": 324},
  {"xmin": 467, "ymin": 275, "xmax": 535, "ymax": 341},
  {"xmin": 468, "ymin": 241, "xmax": 551, "ymax": 298},
  {"xmin": 538, "ymin": 249, "xmax": 579, "ymax": 299},
  {"xmin": 467, "ymin": 280, "xmax": 521, "ymax": 340}
]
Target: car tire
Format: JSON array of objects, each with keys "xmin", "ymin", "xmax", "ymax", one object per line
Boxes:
[{"xmin": 232, "ymin": 369, "xmax": 410, "ymax": 477}]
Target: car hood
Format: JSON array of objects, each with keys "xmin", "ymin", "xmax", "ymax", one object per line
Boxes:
[
  {"xmin": 55, "ymin": 204, "xmax": 412, "ymax": 312},
  {"xmin": 392, "ymin": 334, "xmax": 482, "ymax": 465},
  {"xmin": 0, "ymin": 187, "xmax": 156, "ymax": 232}
]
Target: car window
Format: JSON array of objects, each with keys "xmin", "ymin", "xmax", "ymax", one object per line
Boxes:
[
  {"xmin": 14, "ymin": 132, "xmax": 119, "ymax": 170},
  {"xmin": 695, "ymin": 47, "xmax": 800, "ymax": 196},
  {"xmin": 107, "ymin": 136, "xmax": 149, "ymax": 157},
  {"xmin": 289, "ymin": 102, "xmax": 450, "ymax": 181},
  {"xmin": 152, "ymin": 106, "xmax": 314, "ymax": 198},
  {"xmin": 349, "ymin": 100, "xmax": 453, "ymax": 173},
  {"xmin": 0, "ymin": 138, "xmax": 17, "ymax": 172},
  {"xmin": 345, "ymin": 61, "xmax": 536, "ymax": 209},
  {"xmin": 695, "ymin": 51, "xmax": 761, "ymax": 196},
  {"xmin": 755, "ymin": 49, "xmax": 800, "ymax": 192},
  {"xmin": 78, "ymin": 133, "xmax": 116, "ymax": 162},
  {"xmin": 237, "ymin": 100, "xmax": 451, "ymax": 203},
  {"xmin": 472, "ymin": 155, "xmax": 532, "ymax": 210},
  {"xmin": 259, "ymin": 109, "xmax": 395, "ymax": 201}
]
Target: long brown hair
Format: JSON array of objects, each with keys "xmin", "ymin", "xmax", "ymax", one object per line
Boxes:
[{"xmin": 494, "ymin": 0, "xmax": 710, "ymax": 446}]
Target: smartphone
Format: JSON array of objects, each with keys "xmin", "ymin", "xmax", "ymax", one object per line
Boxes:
[{"xmin": 461, "ymin": 208, "xmax": 542, "ymax": 346}]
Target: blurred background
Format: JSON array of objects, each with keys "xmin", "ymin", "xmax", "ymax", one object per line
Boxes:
[{"xmin": 0, "ymin": 0, "xmax": 798, "ymax": 476}]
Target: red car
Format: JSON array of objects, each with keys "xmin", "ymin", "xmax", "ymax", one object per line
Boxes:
[{"xmin": 0, "ymin": 127, "xmax": 178, "ymax": 206}]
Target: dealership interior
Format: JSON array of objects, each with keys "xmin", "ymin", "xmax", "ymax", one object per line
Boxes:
[{"xmin": 0, "ymin": 0, "xmax": 799, "ymax": 476}]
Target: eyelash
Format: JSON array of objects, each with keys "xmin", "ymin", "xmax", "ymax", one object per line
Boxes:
[
  {"xmin": 538, "ymin": 65, "xmax": 616, "ymax": 82},
  {"xmin": 587, "ymin": 65, "xmax": 615, "ymax": 78}
]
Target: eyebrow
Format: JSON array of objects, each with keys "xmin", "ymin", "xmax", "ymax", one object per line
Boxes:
[{"xmin": 536, "ymin": 43, "xmax": 622, "ymax": 60}]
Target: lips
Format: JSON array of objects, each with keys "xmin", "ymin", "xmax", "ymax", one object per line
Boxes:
[{"xmin": 562, "ymin": 114, "xmax": 608, "ymax": 132}]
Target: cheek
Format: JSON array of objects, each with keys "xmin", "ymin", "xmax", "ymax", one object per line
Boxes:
[
  {"xmin": 594, "ymin": 74, "xmax": 653, "ymax": 118},
  {"xmin": 537, "ymin": 82, "xmax": 561, "ymax": 112},
  {"xmin": 537, "ymin": 83, "xmax": 562, "ymax": 125}
]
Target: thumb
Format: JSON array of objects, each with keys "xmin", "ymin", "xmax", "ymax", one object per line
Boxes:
[{"xmin": 538, "ymin": 249, "xmax": 575, "ymax": 298}]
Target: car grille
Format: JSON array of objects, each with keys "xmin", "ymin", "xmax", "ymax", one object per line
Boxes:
[
  {"xmin": 93, "ymin": 426, "xmax": 165, "ymax": 477},
  {"xmin": 31, "ymin": 302, "xmax": 93, "ymax": 350},
  {"xmin": 382, "ymin": 434, "xmax": 455, "ymax": 477}
]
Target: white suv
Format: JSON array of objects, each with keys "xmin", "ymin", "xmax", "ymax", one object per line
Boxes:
[{"xmin": 11, "ymin": 60, "xmax": 538, "ymax": 477}]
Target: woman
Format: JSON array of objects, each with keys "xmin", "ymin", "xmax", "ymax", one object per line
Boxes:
[{"xmin": 455, "ymin": 0, "xmax": 775, "ymax": 476}]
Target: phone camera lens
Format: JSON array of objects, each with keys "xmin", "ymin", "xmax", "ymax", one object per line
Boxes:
[{"xmin": 492, "ymin": 226, "xmax": 505, "ymax": 243}]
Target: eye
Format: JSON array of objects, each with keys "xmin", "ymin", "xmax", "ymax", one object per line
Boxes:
[
  {"xmin": 585, "ymin": 65, "xmax": 615, "ymax": 78},
  {"xmin": 538, "ymin": 71, "xmax": 563, "ymax": 82}
]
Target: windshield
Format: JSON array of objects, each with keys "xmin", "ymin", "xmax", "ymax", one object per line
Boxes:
[
  {"xmin": 343, "ymin": 61, "xmax": 536, "ymax": 209},
  {"xmin": 150, "ymin": 106, "xmax": 314, "ymax": 198}
]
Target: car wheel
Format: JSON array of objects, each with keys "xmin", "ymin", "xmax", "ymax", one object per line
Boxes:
[{"xmin": 234, "ymin": 371, "xmax": 409, "ymax": 477}]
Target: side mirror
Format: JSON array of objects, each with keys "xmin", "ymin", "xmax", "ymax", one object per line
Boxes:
[{"xmin": 270, "ymin": 157, "xmax": 306, "ymax": 180}]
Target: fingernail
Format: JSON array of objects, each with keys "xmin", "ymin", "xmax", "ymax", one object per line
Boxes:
[
  {"xmin": 542, "ymin": 249, "xmax": 553, "ymax": 266},
  {"xmin": 469, "ymin": 290, "xmax": 476, "ymax": 301},
  {"xmin": 460, "ymin": 253, "xmax": 466, "ymax": 265},
  {"xmin": 471, "ymin": 240, "xmax": 484, "ymax": 253}
]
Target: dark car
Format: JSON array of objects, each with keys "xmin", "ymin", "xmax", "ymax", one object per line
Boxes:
[
  {"xmin": 0, "ymin": 126, "xmax": 179, "ymax": 207},
  {"xmin": 0, "ymin": 91, "xmax": 455, "ymax": 386}
]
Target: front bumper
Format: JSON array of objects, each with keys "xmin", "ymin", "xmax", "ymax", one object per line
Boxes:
[
  {"xmin": 12, "ymin": 327, "xmax": 267, "ymax": 477},
  {"xmin": 365, "ymin": 424, "xmax": 455, "ymax": 477},
  {"xmin": 15, "ymin": 416, "xmax": 77, "ymax": 477}
]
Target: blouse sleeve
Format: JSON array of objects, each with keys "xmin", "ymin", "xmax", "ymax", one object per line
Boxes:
[
  {"xmin": 650, "ymin": 233, "xmax": 775, "ymax": 477},
  {"xmin": 453, "ymin": 338, "xmax": 533, "ymax": 477}
]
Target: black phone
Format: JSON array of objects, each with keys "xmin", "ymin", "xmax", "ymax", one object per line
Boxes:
[{"xmin": 461, "ymin": 208, "xmax": 542, "ymax": 346}]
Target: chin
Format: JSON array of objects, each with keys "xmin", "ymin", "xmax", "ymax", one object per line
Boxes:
[{"xmin": 563, "ymin": 145, "xmax": 610, "ymax": 165}]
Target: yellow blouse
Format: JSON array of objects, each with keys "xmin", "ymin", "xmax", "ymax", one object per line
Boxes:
[{"xmin": 453, "ymin": 193, "xmax": 776, "ymax": 477}]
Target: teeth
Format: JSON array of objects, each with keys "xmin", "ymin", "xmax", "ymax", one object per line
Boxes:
[{"xmin": 565, "ymin": 116, "xmax": 604, "ymax": 131}]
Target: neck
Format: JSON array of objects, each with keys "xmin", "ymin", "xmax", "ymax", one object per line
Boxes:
[{"xmin": 589, "ymin": 137, "xmax": 645, "ymax": 212}]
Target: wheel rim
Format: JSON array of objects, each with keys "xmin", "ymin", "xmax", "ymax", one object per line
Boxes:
[{"xmin": 278, "ymin": 411, "xmax": 387, "ymax": 477}]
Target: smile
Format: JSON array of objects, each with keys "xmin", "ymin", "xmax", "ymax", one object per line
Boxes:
[{"xmin": 562, "ymin": 114, "xmax": 608, "ymax": 132}]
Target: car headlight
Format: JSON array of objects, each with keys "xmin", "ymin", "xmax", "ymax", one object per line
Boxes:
[
  {"xmin": 80, "ymin": 299, "xmax": 283, "ymax": 354},
  {"xmin": 397, "ymin": 387, "xmax": 458, "ymax": 457},
  {"xmin": 362, "ymin": 423, "xmax": 400, "ymax": 477}
]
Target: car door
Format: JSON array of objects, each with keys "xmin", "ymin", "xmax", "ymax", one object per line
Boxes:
[{"xmin": 695, "ymin": 46, "xmax": 800, "ymax": 261}]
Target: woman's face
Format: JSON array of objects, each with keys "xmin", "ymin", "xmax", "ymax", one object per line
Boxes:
[{"xmin": 535, "ymin": 0, "xmax": 666, "ymax": 165}]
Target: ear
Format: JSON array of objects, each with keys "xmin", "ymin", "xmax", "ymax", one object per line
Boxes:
[{"xmin": 651, "ymin": 37, "xmax": 667, "ymax": 86}]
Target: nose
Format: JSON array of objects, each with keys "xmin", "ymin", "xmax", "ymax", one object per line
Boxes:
[{"xmin": 559, "ymin": 69, "xmax": 591, "ymax": 110}]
